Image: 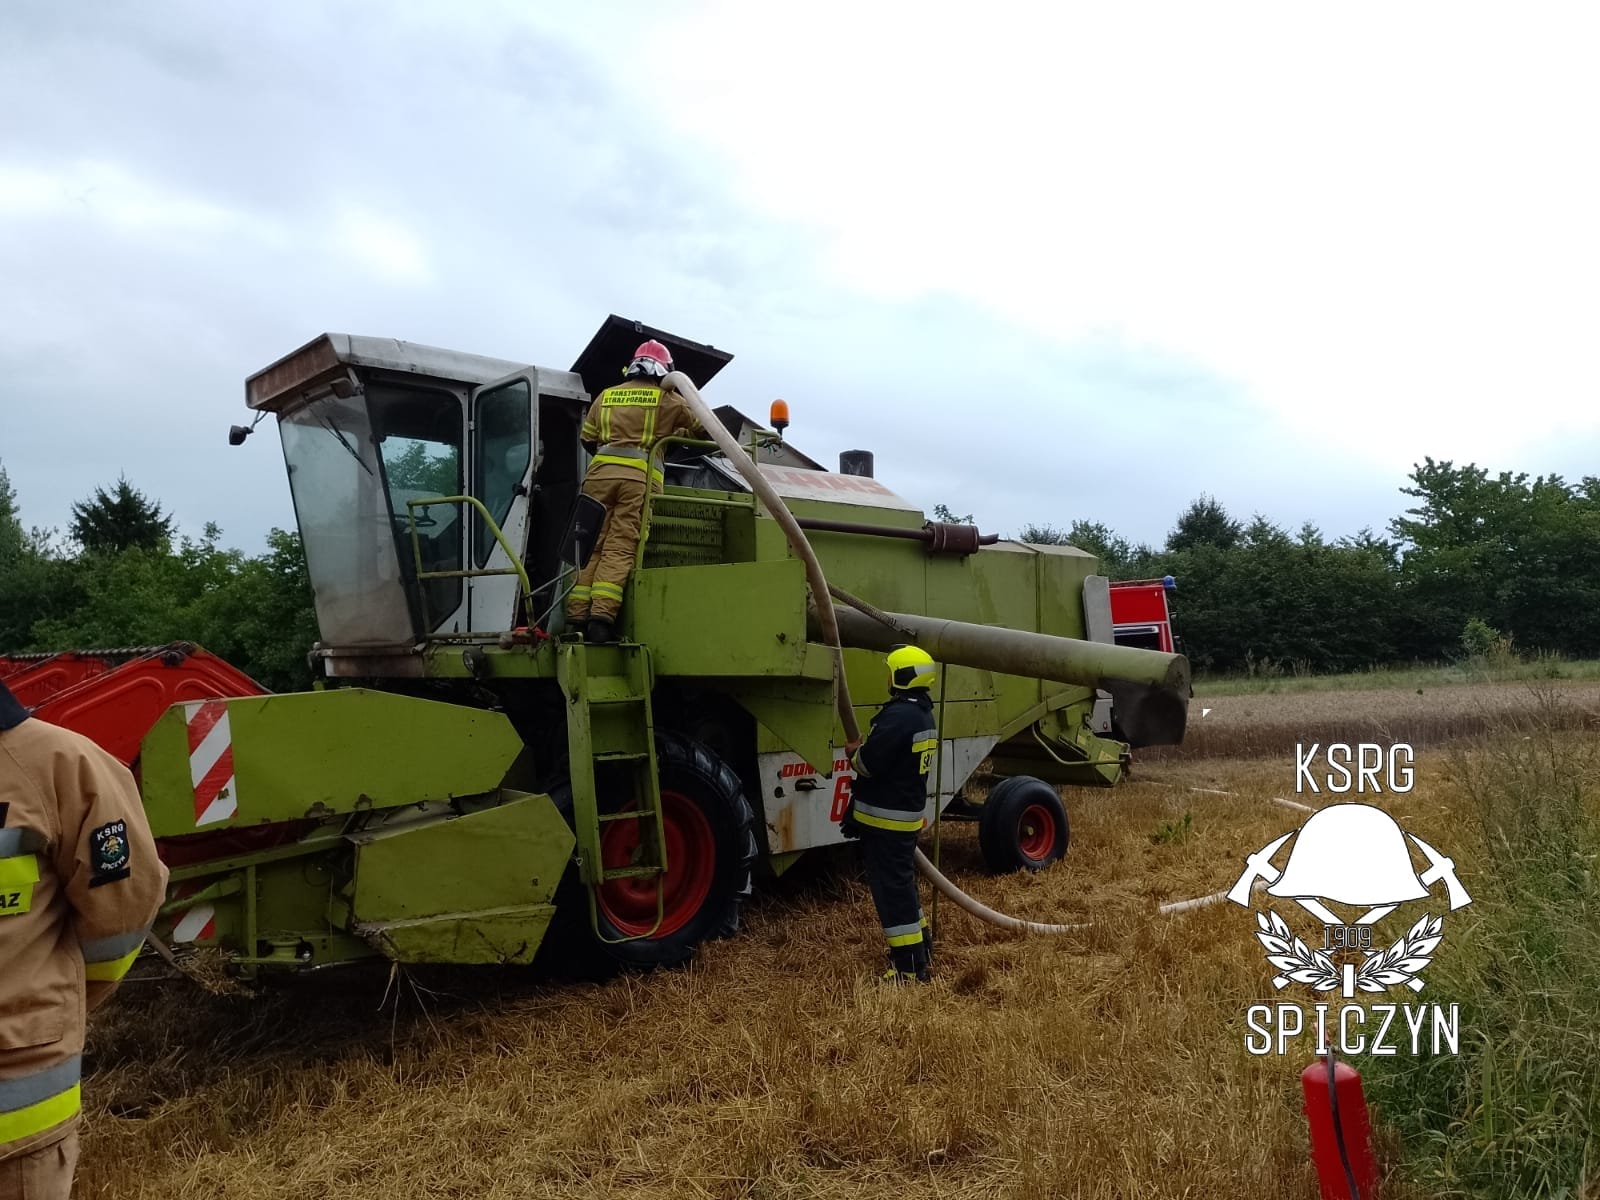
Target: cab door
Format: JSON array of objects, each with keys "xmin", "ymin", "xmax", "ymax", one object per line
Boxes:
[{"xmin": 467, "ymin": 370, "xmax": 539, "ymax": 633}]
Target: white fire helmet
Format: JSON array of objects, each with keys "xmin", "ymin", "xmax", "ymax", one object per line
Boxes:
[{"xmin": 1267, "ymin": 803, "xmax": 1428, "ymax": 907}]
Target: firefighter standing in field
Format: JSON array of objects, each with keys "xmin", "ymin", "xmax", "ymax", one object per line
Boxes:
[
  {"xmin": 841, "ymin": 645, "xmax": 940, "ymax": 984},
  {"xmin": 0, "ymin": 679, "xmax": 168, "ymax": 1199},
  {"xmin": 565, "ymin": 340, "xmax": 705, "ymax": 643}
]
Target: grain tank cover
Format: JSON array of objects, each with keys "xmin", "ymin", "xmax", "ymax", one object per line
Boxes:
[
  {"xmin": 570, "ymin": 315, "xmax": 733, "ymax": 399},
  {"xmin": 692, "ymin": 457, "xmax": 923, "ymax": 514}
]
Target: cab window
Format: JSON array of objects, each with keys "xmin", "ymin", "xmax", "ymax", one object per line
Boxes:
[
  {"xmin": 370, "ymin": 384, "xmax": 464, "ymax": 629},
  {"xmin": 474, "ymin": 379, "xmax": 532, "ymax": 566}
]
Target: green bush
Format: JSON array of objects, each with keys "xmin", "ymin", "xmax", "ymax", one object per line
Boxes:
[{"xmin": 1460, "ymin": 617, "xmax": 1502, "ymax": 660}]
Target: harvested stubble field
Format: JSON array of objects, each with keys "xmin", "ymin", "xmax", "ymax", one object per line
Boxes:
[
  {"xmin": 79, "ymin": 683, "xmax": 1589, "ymax": 1200},
  {"xmin": 1158, "ymin": 678, "xmax": 1600, "ymax": 760}
]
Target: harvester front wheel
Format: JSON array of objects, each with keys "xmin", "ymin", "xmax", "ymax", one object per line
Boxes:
[
  {"xmin": 545, "ymin": 733, "xmax": 758, "ymax": 974},
  {"xmin": 978, "ymin": 776, "xmax": 1070, "ymax": 874}
]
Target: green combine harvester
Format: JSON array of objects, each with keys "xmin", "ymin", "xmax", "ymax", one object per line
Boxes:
[{"xmin": 143, "ymin": 317, "xmax": 1189, "ymax": 975}]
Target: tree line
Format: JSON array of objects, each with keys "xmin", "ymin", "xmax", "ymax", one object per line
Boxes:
[
  {"xmin": 5, "ymin": 457, "xmax": 1599, "ymax": 691},
  {"xmin": 992, "ymin": 458, "xmax": 1600, "ymax": 672},
  {"xmin": 0, "ymin": 468, "xmax": 318, "ymax": 693}
]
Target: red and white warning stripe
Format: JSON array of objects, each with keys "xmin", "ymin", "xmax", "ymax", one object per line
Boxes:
[
  {"xmin": 169, "ymin": 880, "xmax": 217, "ymax": 943},
  {"xmin": 171, "ymin": 901, "xmax": 216, "ymax": 943},
  {"xmin": 184, "ymin": 699, "xmax": 238, "ymax": 827}
]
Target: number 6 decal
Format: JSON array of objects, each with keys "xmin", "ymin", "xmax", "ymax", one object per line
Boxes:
[{"xmin": 830, "ymin": 774, "xmax": 852, "ymax": 822}]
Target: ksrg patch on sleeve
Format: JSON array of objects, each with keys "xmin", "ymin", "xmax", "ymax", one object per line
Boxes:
[{"xmin": 89, "ymin": 819, "xmax": 131, "ymax": 887}]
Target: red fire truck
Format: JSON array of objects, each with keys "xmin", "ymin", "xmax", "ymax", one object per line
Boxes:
[{"xmin": 1108, "ymin": 576, "xmax": 1180, "ymax": 654}]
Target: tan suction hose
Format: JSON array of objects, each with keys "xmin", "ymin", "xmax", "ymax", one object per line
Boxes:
[
  {"xmin": 913, "ymin": 850, "xmax": 1091, "ymax": 933},
  {"xmin": 661, "ymin": 370, "xmax": 1086, "ymax": 936}
]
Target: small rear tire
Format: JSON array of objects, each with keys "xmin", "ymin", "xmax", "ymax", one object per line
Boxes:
[{"xmin": 978, "ymin": 776, "xmax": 1070, "ymax": 874}]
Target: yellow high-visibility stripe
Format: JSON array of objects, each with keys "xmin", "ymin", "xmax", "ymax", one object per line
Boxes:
[
  {"xmin": 885, "ymin": 930, "xmax": 925, "ymax": 947},
  {"xmin": 852, "ymin": 809, "xmax": 924, "ymax": 833},
  {"xmin": 589, "ymin": 455, "xmax": 664, "ymax": 483},
  {"xmin": 84, "ymin": 945, "xmax": 142, "ymax": 983},
  {"xmin": 911, "ymin": 738, "xmax": 937, "ymax": 753},
  {"xmin": 0, "ymin": 1084, "xmax": 80, "ymax": 1144},
  {"xmin": 592, "ymin": 582, "xmax": 625, "ymax": 600}
]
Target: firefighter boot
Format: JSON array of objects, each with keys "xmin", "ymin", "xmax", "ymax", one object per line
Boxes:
[
  {"xmin": 881, "ymin": 942, "xmax": 932, "ymax": 985},
  {"xmin": 910, "ymin": 938, "xmax": 932, "ymax": 983},
  {"xmin": 585, "ymin": 618, "xmax": 616, "ymax": 644}
]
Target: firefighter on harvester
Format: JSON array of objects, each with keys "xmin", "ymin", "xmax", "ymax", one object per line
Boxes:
[
  {"xmin": 841, "ymin": 645, "xmax": 939, "ymax": 984},
  {"xmin": 566, "ymin": 340, "xmax": 705, "ymax": 643}
]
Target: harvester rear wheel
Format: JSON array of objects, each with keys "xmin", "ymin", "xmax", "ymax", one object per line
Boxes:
[
  {"xmin": 543, "ymin": 733, "xmax": 758, "ymax": 975},
  {"xmin": 978, "ymin": 776, "xmax": 1070, "ymax": 874}
]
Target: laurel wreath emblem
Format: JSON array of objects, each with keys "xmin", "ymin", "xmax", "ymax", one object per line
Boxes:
[{"xmin": 1255, "ymin": 910, "xmax": 1445, "ymax": 993}]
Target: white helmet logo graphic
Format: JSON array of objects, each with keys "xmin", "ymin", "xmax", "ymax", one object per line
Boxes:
[
  {"xmin": 1267, "ymin": 804, "xmax": 1428, "ymax": 907},
  {"xmin": 1228, "ymin": 802, "xmax": 1472, "ymax": 998}
]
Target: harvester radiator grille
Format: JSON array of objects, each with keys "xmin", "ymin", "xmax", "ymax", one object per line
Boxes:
[{"xmin": 643, "ymin": 499, "xmax": 725, "ymax": 568}]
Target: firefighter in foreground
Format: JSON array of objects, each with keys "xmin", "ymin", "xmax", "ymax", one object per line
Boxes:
[
  {"xmin": 842, "ymin": 645, "xmax": 940, "ymax": 983},
  {"xmin": 0, "ymin": 679, "xmax": 168, "ymax": 1199},
  {"xmin": 565, "ymin": 340, "xmax": 705, "ymax": 643}
]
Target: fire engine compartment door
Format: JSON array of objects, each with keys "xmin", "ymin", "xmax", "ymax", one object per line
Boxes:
[{"xmin": 468, "ymin": 370, "xmax": 539, "ymax": 633}]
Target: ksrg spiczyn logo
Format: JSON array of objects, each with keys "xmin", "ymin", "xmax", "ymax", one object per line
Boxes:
[{"xmin": 1228, "ymin": 755, "xmax": 1473, "ymax": 1056}]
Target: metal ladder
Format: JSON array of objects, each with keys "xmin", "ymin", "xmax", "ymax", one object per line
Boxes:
[{"xmin": 555, "ymin": 640, "xmax": 667, "ymax": 943}]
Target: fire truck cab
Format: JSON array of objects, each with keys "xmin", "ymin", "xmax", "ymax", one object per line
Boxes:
[{"xmin": 1108, "ymin": 577, "xmax": 1180, "ymax": 654}]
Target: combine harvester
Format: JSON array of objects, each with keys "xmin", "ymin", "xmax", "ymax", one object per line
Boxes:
[{"xmin": 41, "ymin": 317, "xmax": 1192, "ymax": 977}]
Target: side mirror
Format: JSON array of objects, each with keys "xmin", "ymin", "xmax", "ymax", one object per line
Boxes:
[{"xmin": 228, "ymin": 425, "xmax": 252, "ymax": 446}]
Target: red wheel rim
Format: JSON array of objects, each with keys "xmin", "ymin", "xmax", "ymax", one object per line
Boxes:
[
  {"xmin": 597, "ymin": 789, "xmax": 717, "ymax": 938},
  {"xmin": 1017, "ymin": 803, "xmax": 1057, "ymax": 863}
]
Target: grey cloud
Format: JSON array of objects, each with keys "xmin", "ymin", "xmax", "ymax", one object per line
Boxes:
[{"xmin": 0, "ymin": 1, "xmax": 1414, "ymax": 563}]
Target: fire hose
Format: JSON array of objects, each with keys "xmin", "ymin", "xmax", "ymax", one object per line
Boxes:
[{"xmin": 662, "ymin": 370, "xmax": 1099, "ymax": 935}]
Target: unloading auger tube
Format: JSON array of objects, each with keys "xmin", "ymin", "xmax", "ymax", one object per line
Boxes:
[{"xmin": 663, "ymin": 370, "xmax": 1139, "ymax": 936}]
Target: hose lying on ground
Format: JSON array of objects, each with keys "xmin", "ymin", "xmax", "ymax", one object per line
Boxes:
[
  {"xmin": 914, "ymin": 848, "xmax": 1092, "ymax": 933},
  {"xmin": 663, "ymin": 370, "xmax": 1108, "ymax": 936}
]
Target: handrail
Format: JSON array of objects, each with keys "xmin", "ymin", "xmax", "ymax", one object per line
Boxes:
[{"xmin": 405, "ymin": 495, "xmax": 534, "ymax": 631}]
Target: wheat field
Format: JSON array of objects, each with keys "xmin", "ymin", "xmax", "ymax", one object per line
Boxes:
[{"xmin": 77, "ymin": 686, "xmax": 1575, "ymax": 1199}]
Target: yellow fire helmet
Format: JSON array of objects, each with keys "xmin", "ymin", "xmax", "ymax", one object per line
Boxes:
[{"xmin": 886, "ymin": 644, "xmax": 937, "ymax": 691}]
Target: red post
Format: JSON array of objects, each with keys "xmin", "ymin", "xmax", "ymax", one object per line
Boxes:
[{"xmin": 1301, "ymin": 1058, "xmax": 1379, "ymax": 1199}]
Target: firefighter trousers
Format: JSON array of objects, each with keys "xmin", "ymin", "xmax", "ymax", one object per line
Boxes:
[
  {"xmin": 565, "ymin": 466, "xmax": 655, "ymax": 625},
  {"xmin": 858, "ymin": 827, "xmax": 930, "ymax": 975}
]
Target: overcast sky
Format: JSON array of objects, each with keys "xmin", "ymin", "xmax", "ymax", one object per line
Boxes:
[{"xmin": 3, "ymin": 1, "xmax": 1597, "ymax": 554}]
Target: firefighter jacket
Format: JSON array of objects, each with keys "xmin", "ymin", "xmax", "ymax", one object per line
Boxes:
[
  {"xmin": 0, "ymin": 682, "xmax": 168, "ymax": 1161},
  {"xmin": 848, "ymin": 691, "xmax": 938, "ymax": 833},
  {"xmin": 579, "ymin": 381, "xmax": 704, "ymax": 486}
]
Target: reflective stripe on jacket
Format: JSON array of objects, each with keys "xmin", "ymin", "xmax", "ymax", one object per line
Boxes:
[{"xmin": 0, "ymin": 684, "xmax": 168, "ymax": 1161}]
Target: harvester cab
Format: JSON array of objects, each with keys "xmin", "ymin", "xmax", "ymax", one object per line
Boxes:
[{"xmin": 244, "ymin": 318, "xmax": 732, "ymax": 664}]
